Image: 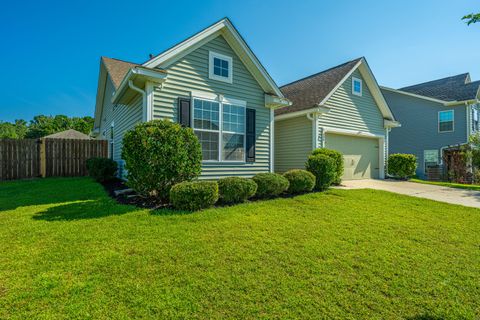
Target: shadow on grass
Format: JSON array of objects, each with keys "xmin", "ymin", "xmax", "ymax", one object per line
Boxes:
[
  {"xmin": 32, "ymin": 199, "xmax": 135, "ymax": 221},
  {"xmin": 406, "ymin": 315, "xmax": 445, "ymax": 320}
]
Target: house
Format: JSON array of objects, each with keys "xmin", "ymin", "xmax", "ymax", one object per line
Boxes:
[
  {"xmin": 44, "ymin": 129, "xmax": 91, "ymax": 140},
  {"xmin": 381, "ymin": 73, "xmax": 480, "ymax": 179},
  {"xmin": 92, "ymin": 18, "xmax": 290, "ymax": 179},
  {"xmin": 275, "ymin": 58, "xmax": 399, "ymax": 180}
]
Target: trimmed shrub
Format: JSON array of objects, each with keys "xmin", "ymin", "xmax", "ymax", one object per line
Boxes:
[
  {"xmin": 306, "ymin": 154, "xmax": 336, "ymax": 191},
  {"xmin": 122, "ymin": 120, "xmax": 202, "ymax": 200},
  {"xmin": 388, "ymin": 153, "xmax": 417, "ymax": 179},
  {"xmin": 283, "ymin": 169, "xmax": 316, "ymax": 194},
  {"xmin": 218, "ymin": 177, "xmax": 257, "ymax": 204},
  {"xmin": 86, "ymin": 157, "xmax": 117, "ymax": 182},
  {"xmin": 311, "ymin": 148, "xmax": 344, "ymax": 184},
  {"xmin": 170, "ymin": 181, "xmax": 219, "ymax": 211},
  {"xmin": 252, "ymin": 173, "xmax": 289, "ymax": 198}
]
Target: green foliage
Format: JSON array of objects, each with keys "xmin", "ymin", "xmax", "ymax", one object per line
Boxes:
[
  {"xmin": 86, "ymin": 158, "xmax": 118, "ymax": 182},
  {"xmin": 388, "ymin": 154, "xmax": 417, "ymax": 179},
  {"xmin": 218, "ymin": 177, "xmax": 258, "ymax": 204},
  {"xmin": 0, "ymin": 115, "xmax": 93, "ymax": 139},
  {"xmin": 469, "ymin": 133, "xmax": 480, "ymax": 169},
  {"xmin": 311, "ymin": 148, "xmax": 344, "ymax": 184},
  {"xmin": 122, "ymin": 120, "xmax": 202, "ymax": 200},
  {"xmin": 252, "ymin": 173, "xmax": 289, "ymax": 198},
  {"xmin": 462, "ymin": 13, "xmax": 480, "ymax": 25},
  {"xmin": 306, "ymin": 154, "xmax": 336, "ymax": 191},
  {"xmin": 283, "ymin": 169, "xmax": 316, "ymax": 194},
  {"xmin": 170, "ymin": 181, "xmax": 219, "ymax": 211}
]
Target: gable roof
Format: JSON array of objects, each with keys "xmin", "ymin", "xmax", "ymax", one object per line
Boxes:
[
  {"xmin": 142, "ymin": 17, "xmax": 284, "ymax": 98},
  {"xmin": 44, "ymin": 129, "xmax": 91, "ymax": 140},
  {"xmin": 276, "ymin": 57, "xmax": 396, "ymax": 121},
  {"xmin": 400, "ymin": 73, "xmax": 480, "ymax": 102},
  {"xmin": 102, "ymin": 57, "xmax": 139, "ymax": 89},
  {"xmin": 276, "ymin": 58, "xmax": 362, "ymax": 115}
]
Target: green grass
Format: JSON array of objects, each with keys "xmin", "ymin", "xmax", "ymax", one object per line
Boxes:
[
  {"xmin": 0, "ymin": 178, "xmax": 479, "ymax": 319},
  {"xmin": 410, "ymin": 178, "xmax": 480, "ymax": 191}
]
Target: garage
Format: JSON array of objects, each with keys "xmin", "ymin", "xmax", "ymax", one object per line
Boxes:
[{"xmin": 325, "ymin": 133, "xmax": 380, "ymax": 180}]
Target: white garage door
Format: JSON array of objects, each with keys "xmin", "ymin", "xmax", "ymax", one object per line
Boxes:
[{"xmin": 325, "ymin": 133, "xmax": 380, "ymax": 180}]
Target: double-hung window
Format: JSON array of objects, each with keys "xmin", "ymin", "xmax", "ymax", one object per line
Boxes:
[
  {"xmin": 438, "ymin": 110, "xmax": 454, "ymax": 133},
  {"xmin": 193, "ymin": 97, "xmax": 246, "ymax": 162}
]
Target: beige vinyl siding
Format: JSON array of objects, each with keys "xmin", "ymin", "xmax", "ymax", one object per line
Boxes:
[
  {"xmin": 318, "ymin": 70, "xmax": 385, "ymax": 138},
  {"xmin": 153, "ymin": 35, "xmax": 271, "ymax": 179},
  {"xmin": 275, "ymin": 116, "xmax": 312, "ymax": 173}
]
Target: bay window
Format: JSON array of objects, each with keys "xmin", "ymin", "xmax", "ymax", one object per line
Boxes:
[{"xmin": 193, "ymin": 97, "xmax": 246, "ymax": 162}]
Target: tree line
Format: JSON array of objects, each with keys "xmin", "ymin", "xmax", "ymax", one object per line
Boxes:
[{"xmin": 0, "ymin": 115, "xmax": 94, "ymax": 139}]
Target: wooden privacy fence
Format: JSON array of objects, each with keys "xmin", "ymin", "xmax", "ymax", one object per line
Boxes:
[{"xmin": 0, "ymin": 139, "xmax": 108, "ymax": 181}]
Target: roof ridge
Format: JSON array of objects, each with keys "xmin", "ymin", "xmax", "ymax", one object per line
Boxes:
[
  {"xmin": 102, "ymin": 56, "xmax": 138, "ymax": 66},
  {"xmin": 280, "ymin": 57, "xmax": 363, "ymax": 89},
  {"xmin": 400, "ymin": 73, "xmax": 470, "ymax": 90}
]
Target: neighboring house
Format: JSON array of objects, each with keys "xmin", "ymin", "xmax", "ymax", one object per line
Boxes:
[
  {"xmin": 93, "ymin": 18, "xmax": 290, "ymax": 179},
  {"xmin": 44, "ymin": 129, "xmax": 91, "ymax": 140},
  {"xmin": 275, "ymin": 58, "xmax": 399, "ymax": 180},
  {"xmin": 381, "ymin": 73, "xmax": 480, "ymax": 179}
]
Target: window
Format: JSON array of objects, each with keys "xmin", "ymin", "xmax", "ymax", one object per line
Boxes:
[
  {"xmin": 473, "ymin": 107, "xmax": 479, "ymax": 132},
  {"xmin": 439, "ymin": 110, "xmax": 454, "ymax": 132},
  {"xmin": 209, "ymin": 51, "xmax": 233, "ymax": 83},
  {"xmin": 352, "ymin": 77, "xmax": 362, "ymax": 96},
  {"xmin": 193, "ymin": 97, "xmax": 245, "ymax": 161},
  {"xmin": 424, "ymin": 150, "xmax": 439, "ymax": 174}
]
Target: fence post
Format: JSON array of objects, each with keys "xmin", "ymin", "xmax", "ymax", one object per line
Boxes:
[{"xmin": 39, "ymin": 138, "xmax": 46, "ymax": 178}]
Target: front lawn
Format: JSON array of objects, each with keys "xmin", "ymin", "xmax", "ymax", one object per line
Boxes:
[
  {"xmin": 410, "ymin": 178, "xmax": 480, "ymax": 191},
  {"xmin": 0, "ymin": 178, "xmax": 479, "ymax": 319}
]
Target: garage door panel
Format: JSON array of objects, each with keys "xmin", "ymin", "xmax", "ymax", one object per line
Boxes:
[{"xmin": 325, "ymin": 133, "xmax": 379, "ymax": 180}]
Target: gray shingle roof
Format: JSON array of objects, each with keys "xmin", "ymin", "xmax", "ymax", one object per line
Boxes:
[
  {"xmin": 44, "ymin": 129, "xmax": 91, "ymax": 140},
  {"xmin": 276, "ymin": 58, "xmax": 362, "ymax": 116},
  {"xmin": 400, "ymin": 73, "xmax": 480, "ymax": 102}
]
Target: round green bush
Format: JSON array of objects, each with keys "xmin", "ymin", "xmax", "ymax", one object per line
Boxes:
[
  {"xmin": 283, "ymin": 169, "xmax": 316, "ymax": 194},
  {"xmin": 218, "ymin": 177, "xmax": 257, "ymax": 204},
  {"xmin": 311, "ymin": 148, "xmax": 344, "ymax": 185},
  {"xmin": 306, "ymin": 154, "xmax": 336, "ymax": 191},
  {"xmin": 170, "ymin": 181, "xmax": 219, "ymax": 211},
  {"xmin": 252, "ymin": 173, "xmax": 289, "ymax": 198},
  {"xmin": 388, "ymin": 153, "xmax": 417, "ymax": 179},
  {"xmin": 86, "ymin": 157, "xmax": 117, "ymax": 182},
  {"xmin": 122, "ymin": 120, "xmax": 202, "ymax": 200}
]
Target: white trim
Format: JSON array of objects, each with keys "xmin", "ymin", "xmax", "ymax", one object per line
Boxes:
[
  {"xmin": 438, "ymin": 110, "xmax": 455, "ymax": 133},
  {"xmin": 270, "ymin": 108, "xmax": 274, "ymax": 172},
  {"xmin": 128, "ymin": 80, "xmax": 148, "ymax": 122},
  {"xmin": 142, "ymin": 18, "xmax": 284, "ymax": 98},
  {"xmin": 352, "ymin": 77, "xmax": 363, "ymax": 96},
  {"xmin": 322, "ymin": 126, "xmax": 385, "ymax": 139},
  {"xmin": 380, "ymin": 86, "xmax": 449, "ymax": 104},
  {"xmin": 275, "ymin": 106, "xmax": 331, "ymax": 121},
  {"xmin": 209, "ymin": 51, "xmax": 233, "ymax": 84},
  {"xmin": 191, "ymin": 90, "xmax": 218, "ymax": 101},
  {"xmin": 145, "ymin": 82, "xmax": 154, "ymax": 121},
  {"xmin": 112, "ymin": 67, "xmax": 167, "ymax": 104},
  {"xmin": 307, "ymin": 113, "xmax": 319, "ymax": 149},
  {"xmin": 222, "ymin": 95, "xmax": 246, "ymax": 106}
]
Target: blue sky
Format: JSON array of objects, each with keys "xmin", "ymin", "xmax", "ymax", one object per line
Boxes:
[{"xmin": 1, "ymin": 0, "xmax": 478, "ymax": 122}]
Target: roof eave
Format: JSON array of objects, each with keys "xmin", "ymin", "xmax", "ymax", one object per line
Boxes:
[{"xmin": 111, "ymin": 67, "xmax": 167, "ymax": 104}]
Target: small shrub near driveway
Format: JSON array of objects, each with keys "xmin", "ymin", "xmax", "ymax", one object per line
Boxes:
[
  {"xmin": 388, "ymin": 154, "xmax": 417, "ymax": 179},
  {"xmin": 218, "ymin": 177, "xmax": 257, "ymax": 204},
  {"xmin": 311, "ymin": 148, "xmax": 344, "ymax": 185},
  {"xmin": 122, "ymin": 120, "xmax": 202, "ymax": 200},
  {"xmin": 306, "ymin": 154, "xmax": 336, "ymax": 191},
  {"xmin": 283, "ymin": 169, "xmax": 315, "ymax": 194},
  {"xmin": 252, "ymin": 173, "xmax": 289, "ymax": 198},
  {"xmin": 170, "ymin": 181, "xmax": 219, "ymax": 211},
  {"xmin": 86, "ymin": 157, "xmax": 117, "ymax": 182}
]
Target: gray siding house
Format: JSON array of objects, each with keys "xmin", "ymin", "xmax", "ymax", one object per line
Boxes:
[
  {"xmin": 275, "ymin": 58, "xmax": 399, "ymax": 180},
  {"xmin": 93, "ymin": 18, "xmax": 289, "ymax": 179},
  {"xmin": 381, "ymin": 73, "xmax": 480, "ymax": 179}
]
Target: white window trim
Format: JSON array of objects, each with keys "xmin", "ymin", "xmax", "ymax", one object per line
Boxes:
[
  {"xmin": 423, "ymin": 149, "xmax": 440, "ymax": 174},
  {"xmin": 352, "ymin": 77, "xmax": 362, "ymax": 96},
  {"xmin": 438, "ymin": 110, "xmax": 455, "ymax": 133},
  {"xmin": 209, "ymin": 51, "xmax": 233, "ymax": 84},
  {"xmin": 191, "ymin": 94, "xmax": 246, "ymax": 163}
]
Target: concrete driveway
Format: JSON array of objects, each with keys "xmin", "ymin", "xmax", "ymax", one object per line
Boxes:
[{"xmin": 338, "ymin": 179, "xmax": 480, "ymax": 208}]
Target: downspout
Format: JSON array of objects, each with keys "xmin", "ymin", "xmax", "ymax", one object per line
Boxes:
[
  {"xmin": 128, "ymin": 80, "xmax": 148, "ymax": 122},
  {"xmin": 307, "ymin": 112, "xmax": 319, "ymax": 150}
]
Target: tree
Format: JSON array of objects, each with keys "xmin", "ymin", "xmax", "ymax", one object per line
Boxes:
[
  {"xmin": 0, "ymin": 120, "xmax": 27, "ymax": 139},
  {"xmin": 462, "ymin": 13, "xmax": 480, "ymax": 25}
]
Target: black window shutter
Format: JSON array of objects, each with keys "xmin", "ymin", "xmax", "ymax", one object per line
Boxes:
[
  {"xmin": 246, "ymin": 108, "xmax": 256, "ymax": 162},
  {"xmin": 178, "ymin": 98, "xmax": 191, "ymax": 127}
]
